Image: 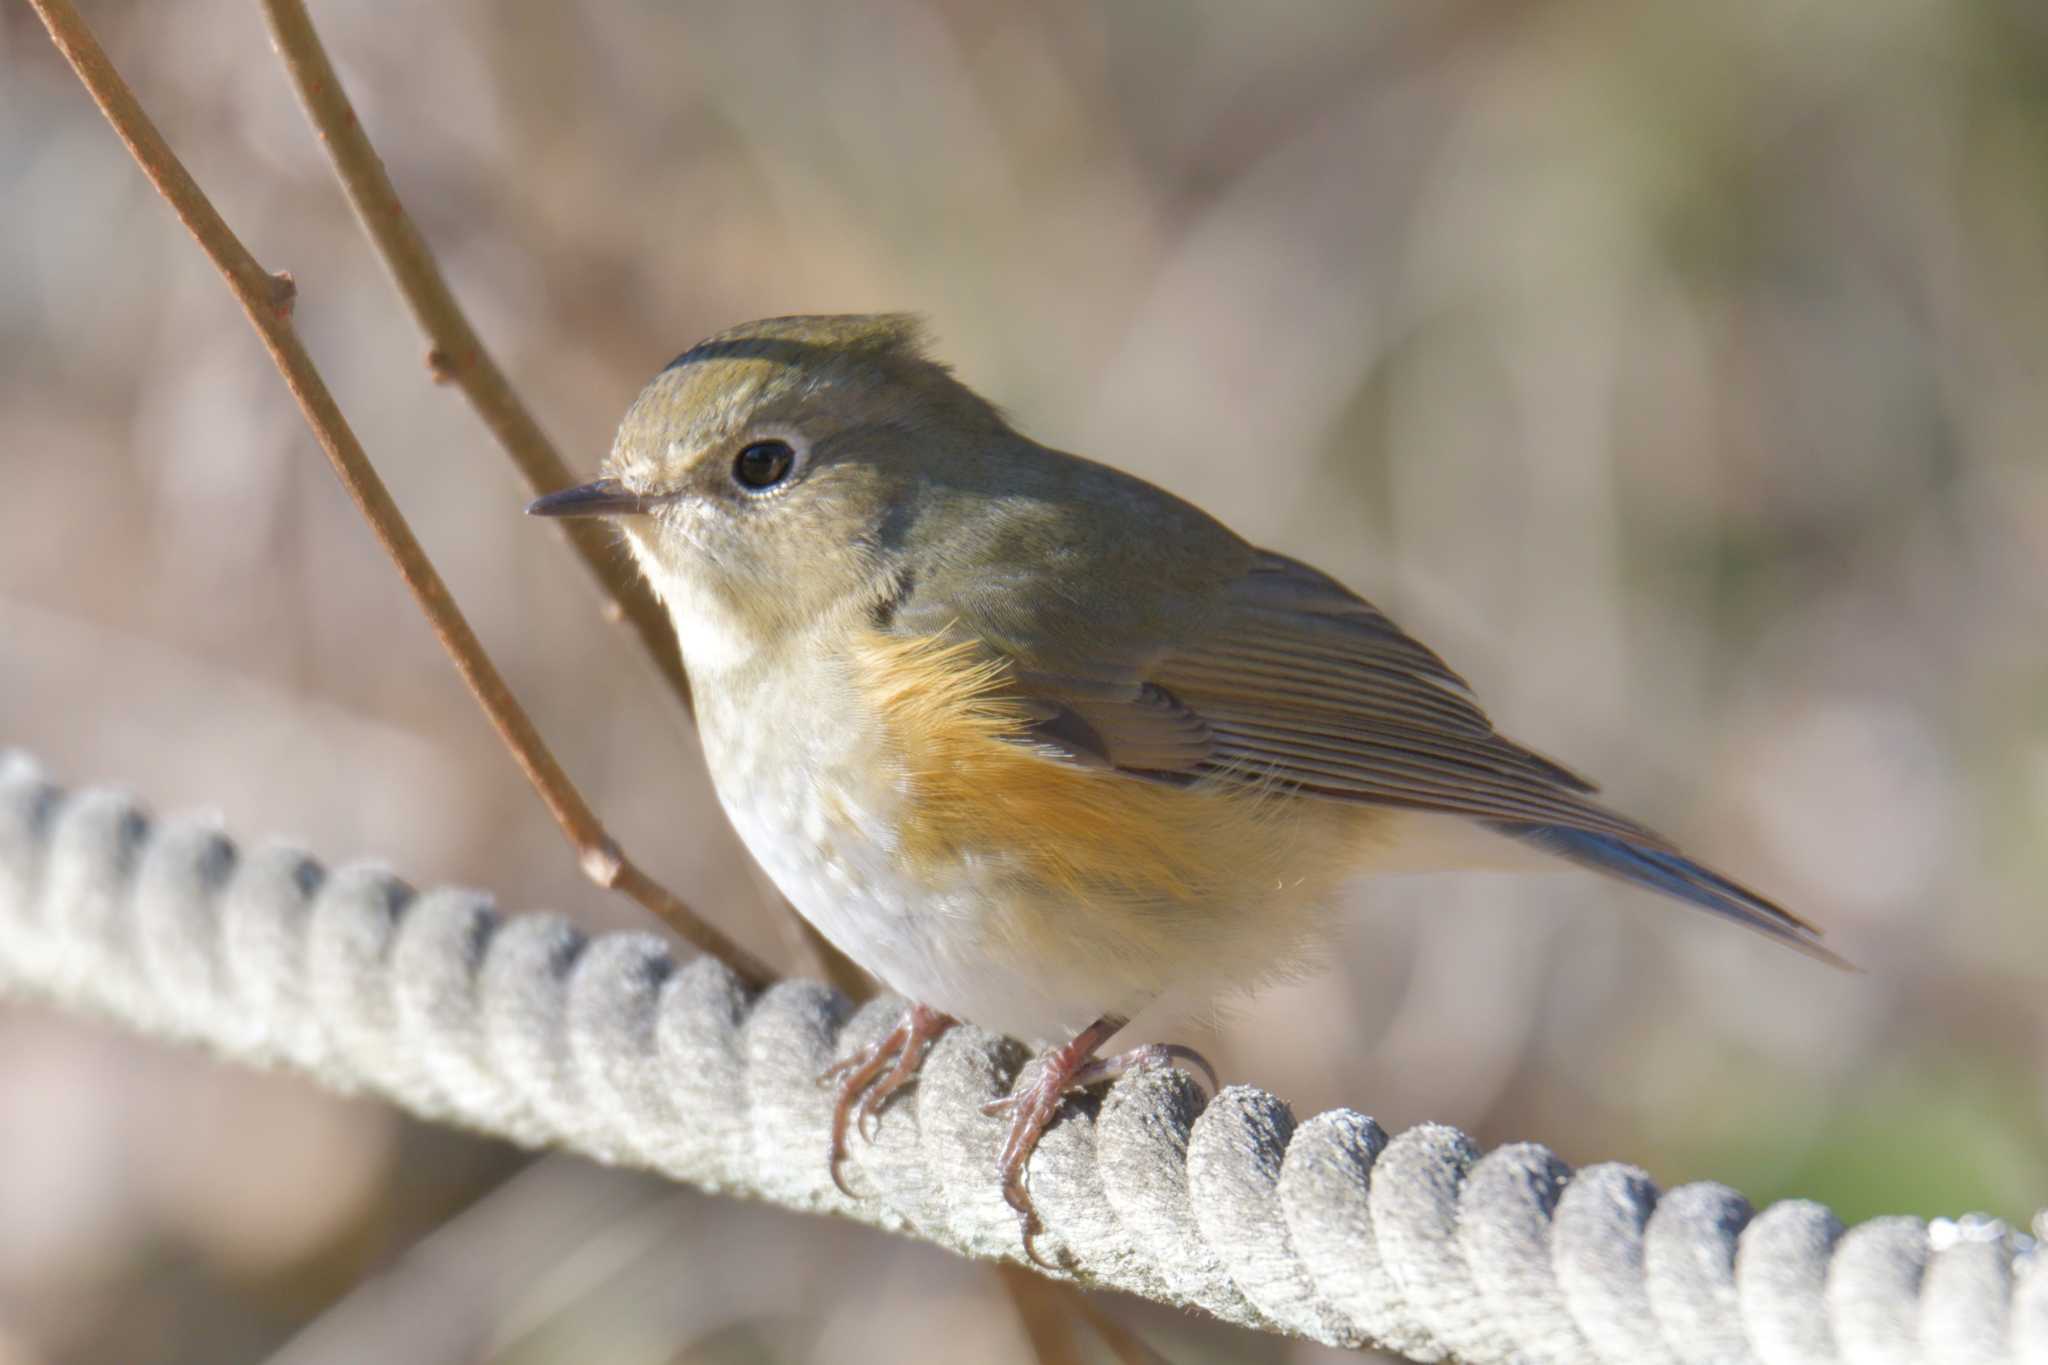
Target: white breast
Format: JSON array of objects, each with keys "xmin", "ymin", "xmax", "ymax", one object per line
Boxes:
[
  {"xmin": 629, "ymin": 534, "xmax": 1153, "ymax": 1036},
  {"xmin": 691, "ymin": 642, "xmax": 1127, "ymax": 1040}
]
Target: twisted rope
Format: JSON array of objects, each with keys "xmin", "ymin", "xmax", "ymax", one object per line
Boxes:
[{"xmin": 0, "ymin": 749, "xmax": 2039, "ymax": 1362}]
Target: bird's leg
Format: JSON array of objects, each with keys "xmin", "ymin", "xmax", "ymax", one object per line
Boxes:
[
  {"xmin": 820, "ymin": 1001, "xmax": 957, "ymax": 1196},
  {"xmin": 982, "ymin": 1015, "xmax": 1218, "ymax": 1266}
]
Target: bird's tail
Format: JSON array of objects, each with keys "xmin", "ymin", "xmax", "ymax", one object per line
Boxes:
[{"xmin": 1489, "ymin": 821, "xmax": 1852, "ymax": 968}]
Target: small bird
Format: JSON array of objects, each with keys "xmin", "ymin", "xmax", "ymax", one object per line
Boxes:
[{"xmin": 531, "ymin": 314, "xmax": 1838, "ymax": 1256}]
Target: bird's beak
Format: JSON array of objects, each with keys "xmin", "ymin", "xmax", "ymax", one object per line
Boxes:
[{"xmin": 526, "ymin": 478, "xmax": 661, "ymax": 518}]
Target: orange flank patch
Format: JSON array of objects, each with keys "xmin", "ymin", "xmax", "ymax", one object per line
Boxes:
[{"xmin": 848, "ymin": 631, "xmax": 1360, "ymax": 909}]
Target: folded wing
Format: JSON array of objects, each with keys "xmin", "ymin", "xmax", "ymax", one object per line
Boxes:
[{"xmin": 931, "ymin": 548, "xmax": 1833, "ymax": 958}]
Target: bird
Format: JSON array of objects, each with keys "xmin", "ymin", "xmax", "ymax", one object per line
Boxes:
[{"xmin": 528, "ymin": 313, "xmax": 1839, "ymax": 1259}]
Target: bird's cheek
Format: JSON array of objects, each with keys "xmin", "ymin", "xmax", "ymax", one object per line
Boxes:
[
  {"xmin": 647, "ymin": 503, "xmax": 715, "ymax": 559},
  {"xmin": 611, "ymin": 518, "xmax": 665, "ymax": 572}
]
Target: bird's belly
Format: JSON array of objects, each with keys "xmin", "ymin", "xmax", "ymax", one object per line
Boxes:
[
  {"xmin": 691, "ymin": 643, "xmax": 1374, "ymax": 1041},
  {"xmin": 695, "ymin": 677, "xmax": 1116, "ymax": 1038}
]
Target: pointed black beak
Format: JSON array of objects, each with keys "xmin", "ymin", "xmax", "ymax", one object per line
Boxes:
[{"xmin": 526, "ymin": 478, "xmax": 661, "ymax": 518}]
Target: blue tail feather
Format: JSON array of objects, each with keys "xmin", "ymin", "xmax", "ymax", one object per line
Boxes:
[{"xmin": 1492, "ymin": 822, "xmax": 1847, "ymax": 966}]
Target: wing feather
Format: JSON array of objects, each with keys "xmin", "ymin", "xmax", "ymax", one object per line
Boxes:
[
  {"xmin": 875, "ymin": 527, "xmax": 1820, "ymax": 951},
  {"xmin": 884, "ymin": 539, "xmax": 1623, "ymax": 837}
]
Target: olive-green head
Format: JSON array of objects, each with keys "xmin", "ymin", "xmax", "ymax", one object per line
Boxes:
[{"xmin": 529, "ymin": 314, "xmax": 1010, "ymax": 669}]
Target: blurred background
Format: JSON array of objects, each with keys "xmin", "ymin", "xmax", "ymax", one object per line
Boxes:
[{"xmin": 3, "ymin": 0, "xmax": 2045, "ymax": 1360}]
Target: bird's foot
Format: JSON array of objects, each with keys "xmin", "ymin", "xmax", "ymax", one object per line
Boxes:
[
  {"xmin": 820, "ymin": 1001, "xmax": 957, "ymax": 1196},
  {"xmin": 982, "ymin": 1018, "xmax": 1218, "ymax": 1268}
]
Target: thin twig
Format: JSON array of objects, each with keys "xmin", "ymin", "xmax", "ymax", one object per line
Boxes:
[
  {"xmin": 252, "ymin": 0, "xmax": 872, "ymax": 1002},
  {"xmin": 996, "ymin": 1266, "xmax": 1173, "ymax": 1365},
  {"xmin": 255, "ymin": 0, "xmax": 693, "ymax": 711},
  {"xmin": 995, "ymin": 1265, "xmax": 1088, "ymax": 1365},
  {"xmin": 24, "ymin": 0, "xmax": 773, "ymax": 990},
  {"xmin": 1069, "ymin": 1292, "xmax": 1176, "ymax": 1365},
  {"xmin": 245, "ymin": 12, "xmax": 829, "ymax": 1008}
]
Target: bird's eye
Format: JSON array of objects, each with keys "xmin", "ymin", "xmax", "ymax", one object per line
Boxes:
[{"xmin": 732, "ymin": 439, "xmax": 797, "ymax": 491}]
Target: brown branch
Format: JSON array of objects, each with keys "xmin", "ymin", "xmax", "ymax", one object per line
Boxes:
[
  {"xmin": 996, "ymin": 1266, "xmax": 1171, "ymax": 1365},
  {"xmin": 251, "ymin": 0, "xmax": 875, "ymax": 1003},
  {"xmin": 24, "ymin": 0, "xmax": 773, "ymax": 990},
  {"xmin": 1068, "ymin": 1291, "xmax": 1175, "ymax": 1365},
  {"xmin": 997, "ymin": 1264, "xmax": 1088, "ymax": 1365},
  {"xmin": 254, "ymin": 0, "xmax": 694, "ymax": 711}
]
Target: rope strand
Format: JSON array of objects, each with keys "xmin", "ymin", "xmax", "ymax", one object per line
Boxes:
[{"xmin": 0, "ymin": 750, "xmax": 2040, "ymax": 1362}]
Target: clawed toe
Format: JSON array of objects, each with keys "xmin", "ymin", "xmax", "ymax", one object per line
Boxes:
[
  {"xmin": 1071, "ymin": 1040, "xmax": 1218, "ymax": 1096},
  {"xmin": 820, "ymin": 1003, "xmax": 955, "ymax": 1197},
  {"xmin": 985, "ymin": 1018, "xmax": 1218, "ymax": 1267},
  {"xmin": 823, "ymin": 1004, "xmax": 1216, "ymax": 1267},
  {"xmin": 854, "ymin": 1035, "xmax": 928, "ymax": 1140}
]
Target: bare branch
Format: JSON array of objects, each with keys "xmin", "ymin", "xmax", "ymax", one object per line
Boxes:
[
  {"xmin": 996, "ymin": 1264, "xmax": 1089, "ymax": 1365},
  {"xmin": 251, "ymin": 0, "xmax": 878, "ymax": 999},
  {"xmin": 256, "ymin": 0, "xmax": 695, "ymax": 711},
  {"xmin": 23, "ymin": 0, "xmax": 773, "ymax": 989}
]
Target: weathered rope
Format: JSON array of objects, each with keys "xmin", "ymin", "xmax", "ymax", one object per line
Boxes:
[{"xmin": 0, "ymin": 749, "xmax": 2039, "ymax": 1362}]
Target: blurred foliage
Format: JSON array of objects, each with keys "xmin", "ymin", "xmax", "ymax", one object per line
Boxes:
[{"xmin": 2, "ymin": 1, "xmax": 2043, "ymax": 1361}]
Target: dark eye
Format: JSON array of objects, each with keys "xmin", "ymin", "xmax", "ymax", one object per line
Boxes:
[{"xmin": 732, "ymin": 439, "xmax": 796, "ymax": 491}]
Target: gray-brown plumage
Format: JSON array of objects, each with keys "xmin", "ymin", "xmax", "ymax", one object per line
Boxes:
[{"xmin": 532, "ymin": 313, "xmax": 1841, "ymax": 1255}]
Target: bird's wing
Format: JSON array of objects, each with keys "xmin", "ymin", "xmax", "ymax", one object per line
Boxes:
[
  {"xmin": 948, "ymin": 547, "xmax": 1644, "ymax": 842},
  {"xmin": 883, "ymin": 538, "xmax": 1832, "ymax": 954}
]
